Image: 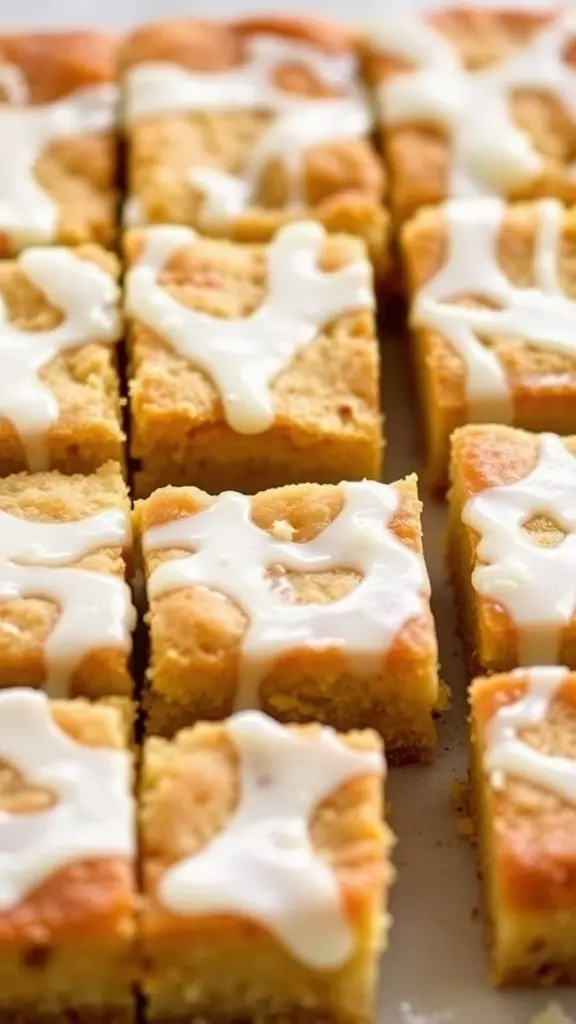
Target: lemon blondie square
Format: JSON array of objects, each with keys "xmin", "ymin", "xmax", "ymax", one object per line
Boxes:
[
  {"xmin": 124, "ymin": 222, "xmax": 382, "ymax": 497},
  {"xmin": 0, "ymin": 462, "xmax": 135, "ymax": 698},
  {"xmin": 140, "ymin": 711, "xmax": 391, "ymax": 1023},
  {"xmin": 402, "ymin": 200, "xmax": 576, "ymax": 490},
  {"xmin": 470, "ymin": 668, "xmax": 576, "ymax": 985},
  {"xmin": 135, "ymin": 475, "xmax": 440, "ymax": 762},
  {"xmin": 364, "ymin": 7, "xmax": 576, "ymax": 223},
  {"xmin": 0, "ymin": 31, "xmax": 118, "ymax": 252},
  {"xmin": 121, "ymin": 16, "xmax": 389, "ymax": 273},
  {"xmin": 448, "ymin": 425, "xmax": 576, "ymax": 673},
  {"xmin": 0, "ymin": 243, "xmax": 124, "ymax": 475},
  {"xmin": 0, "ymin": 688, "xmax": 136, "ymax": 1022}
]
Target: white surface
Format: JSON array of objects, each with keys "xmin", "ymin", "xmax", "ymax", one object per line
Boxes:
[{"xmin": 2, "ymin": 0, "xmax": 574, "ymax": 1019}]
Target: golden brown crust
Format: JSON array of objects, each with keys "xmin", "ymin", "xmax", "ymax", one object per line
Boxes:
[
  {"xmin": 0, "ymin": 247, "xmax": 124, "ymax": 475},
  {"xmin": 0, "ymin": 32, "xmax": 117, "ymax": 104},
  {"xmin": 363, "ymin": 9, "xmax": 552, "ymax": 85},
  {"xmin": 420, "ymin": 9, "xmax": 552, "ymax": 70},
  {"xmin": 0, "ymin": 463, "xmax": 133, "ymax": 698},
  {"xmin": 401, "ymin": 203, "xmax": 576, "ymax": 489},
  {"xmin": 135, "ymin": 476, "xmax": 439, "ymax": 759},
  {"xmin": 141, "ymin": 718, "xmax": 389, "ymax": 938},
  {"xmin": 450, "ymin": 422, "xmax": 563, "ymax": 494},
  {"xmin": 365, "ymin": 9, "xmax": 576, "ymax": 220},
  {"xmin": 0, "ymin": 859, "xmax": 134, "ymax": 946},
  {"xmin": 471, "ymin": 671, "xmax": 576, "ymax": 913},
  {"xmin": 0, "ymin": 698, "xmax": 134, "ymax": 948},
  {"xmin": 125, "ymin": 230, "xmax": 382, "ymax": 497},
  {"xmin": 235, "ymin": 15, "xmax": 361, "ymax": 55},
  {"xmin": 121, "ymin": 17, "xmax": 359, "ymax": 74},
  {"xmin": 120, "ymin": 20, "xmax": 243, "ymax": 73}
]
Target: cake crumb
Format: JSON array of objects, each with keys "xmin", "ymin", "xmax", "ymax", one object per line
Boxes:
[
  {"xmin": 452, "ymin": 779, "xmax": 475, "ymax": 840},
  {"xmin": 531, "ymin": 1003, "xmax": 576, "ymax": 1024},
  {"xmin": 270, "ymin": 519, "xmax": 295, "ymax": 541},
  {"xmin": 457, "ymin": 816, "xmax": 475, "ymax": 839},
  {"xmin": 451, "ymin": 779, "xmax": 468, "ymax": 812}
]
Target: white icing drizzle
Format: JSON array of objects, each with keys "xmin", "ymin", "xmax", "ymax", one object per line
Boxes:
[
  {"xmin": 412, "ymin": 197, "xmax": 576, "ymax": 421},
  {"xmin": 144, "ymin": 480, "xmax": 430, "ymax": 710},
  {"xmin": 0, "ymin": 65, "xmax": 117, "ymax": 245},
  {"xmin": 464, "ymin": 433, "xmax": 576, "ymax": 665},
  {"xmin": 484, "ymin": 665, "xmax": 576, "ymax": 802},
  {"xmin": 159, "ymin": 709, "xmax": 384, "ymax": 968},
  {"xmin": 0, "ymin": 688, "xmax": 133, "ymax": 911},
  {"xmin": 0, "ymin": 506, "xmax": 135, "ymax": 697},
  {"xmin": 0, "ymin": 247, "xmax": 120, "ymax": 470},
  {"xmin": 125, "ymin": 35, "xmax": 371, "ymax": 224},
  {"xmin": 125, "ymin": 221, "xmax": 373, "ymax": 434},
  {"xmin": 375, "ymin": 11, "xmax": 576, "ymax": 198}
]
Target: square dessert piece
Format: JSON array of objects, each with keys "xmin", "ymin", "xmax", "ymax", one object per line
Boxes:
[
  {"xmin": 0, "ymin": 461, "xmax": 135, "ymax": 698},
  {"xmin": 0, "ymin": 244, "xmax": 124, "ymax": 476},
  {"xmin": 364, "ymin": 8, "xmax": 576, "ymax": 222},
  {"xmin": 402, "ymin": 199, "xmax": 576, "ymax": 491},
  {"xmin": 470, "ymin": 667, "xmax": 576, "ymax": 985},
  {"xmin": 135, "ymin": 475, "xmax": 440, "ymax": 762},
  {"xmin": 124, "ymin": 221, "xmax": 381, "ymax": 498},
  {"xmin": 140, "ymin": 710, "xmax": 391, "ymax": 1023},
  {"xmin": 448, "ymin": 425, "xmax": 576, "ymax": 673},
  {"xmin": 0, "ymin": 687, "xmax": 136, "ymax": 1021},
  {"xmin": 0, "ymin": 31, "xmax": 118, "ymax": 252},
  {"xmin": 120, "ymin": 16, "xmax": 389, "ymax": 273}
]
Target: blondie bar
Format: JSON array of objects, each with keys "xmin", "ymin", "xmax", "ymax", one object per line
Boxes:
[
  {"xmin": 0, "ymin": 462, "xmax": 135, "ymax": 697},
  {"xmin": 0, "ymin": 31, "xmax": 118, "ymax": 251},
  {"xmin": 121, "ymin": 16, "xmax": 389, "ymax": 271},
  {"xmin": 125, "ymin": 222, "xmax": 381, "ymax": 497},
  {"xmin": 448, "ymin": 425, "xmax": 576, "ymax": 672},
  {"xmin": 0, "ymin": 244, "xmax": 123, "ymax": 475},
  {"xmin": 364, "ymin": 8, "xmax": 576, "ymax": 222},
  {"xmin": 402, "ymin": 199, "xmax": 576, "ymax": 490},
  {"xmin": 470, "ymin": 667, "xmax": 576, "ymax": 985},
  {"xmin": 135, "ymin": 475, "xmax": 440, "ymax": 762},
  {"xmin": 0, "ymin": 687, "xmax": 136, "ymax": 1022},
  {"xmin": 140, "ymin": 711, "xmax": 391, "ymax": 1023}
]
